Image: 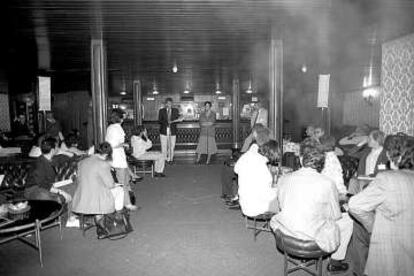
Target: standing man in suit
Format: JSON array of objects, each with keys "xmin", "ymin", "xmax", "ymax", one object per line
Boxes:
[{"xmin": 158, "ymin": 98, "xmax": 183, "ymax": 163}]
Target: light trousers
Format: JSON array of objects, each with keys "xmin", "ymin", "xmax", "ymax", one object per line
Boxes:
[
  {"xmin": 136, "ymin": 151, "xmax": 165, "ymax": 173},
  {"xmin": 110, "ymin": 186, "xmax": 125, "ymax": 211},
  {"xmin": 115, "ymin": 168, "xmax": 131, "ymax": 206},
  {"xmin": 332, "ymin": 212, "xmax": 354, "ymax": 260},
  {"xmin": 160, "ymin": 134, "xmax": 176, "ymax": 162}
]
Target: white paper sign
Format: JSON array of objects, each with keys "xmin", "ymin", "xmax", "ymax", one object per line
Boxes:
[
  {"xmin": 38, "ymin": 76, "xmax": 51, "ymax": 111},
  {"xmin": 317, "ymin": 74, "xmax": 330, "ymax": 108}
]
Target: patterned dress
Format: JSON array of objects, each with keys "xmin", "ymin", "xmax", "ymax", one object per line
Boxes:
[{"xmin": 196, "ymin": 111, "xmax": 217, "ymax": 155}]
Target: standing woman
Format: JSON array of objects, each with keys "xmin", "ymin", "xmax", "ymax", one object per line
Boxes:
[
  {"xmin": 105, "ymin": 109, "xmax": 137, "ymax": 211},
  {"xmin": 196, "ymin": 101, "xmax": 217, "ymax": 164}
]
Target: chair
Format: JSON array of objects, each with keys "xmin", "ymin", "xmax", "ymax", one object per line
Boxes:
[
  {"xmin": 273, "ymin": 229, "xmax": 330, "ymax": 276},
  {"xmin": 129, "ymin": 159, "xmax": 154, "ymax": 178},
  {"xmin": 244, "ymin": 212, "xmax": 275, "ymax": 241},
  {"xmin": 78, "ymin": 214, "xmax": 96, "ymax": 237}
]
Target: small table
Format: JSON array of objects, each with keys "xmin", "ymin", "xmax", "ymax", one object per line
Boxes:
[{"xmin": 0, "ymin": 200, "xmax": 64, "ymax": 267}]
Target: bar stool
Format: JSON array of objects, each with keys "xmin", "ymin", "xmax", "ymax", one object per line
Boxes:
[
  {"xmin": 273, "ymin": 229, "xmax": 330, "ymax": 276},
  {"xmin": 244, "ymin": 212, "xmax": 275, "ymax": 241},
  {"xmin": 130, "ymin": 159, "xmax": 154, "ymax": 178}
]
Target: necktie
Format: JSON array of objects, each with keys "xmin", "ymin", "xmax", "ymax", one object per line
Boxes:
[{"xmin": 167, "ymin": 108, "xmax": 171, "ymax": 123}]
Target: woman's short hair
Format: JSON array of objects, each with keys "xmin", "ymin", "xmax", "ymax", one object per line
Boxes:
[
  {"xmin": 300, "ymin": 137, "xmax": 319, "ymax": 154},
  {"xmin": 41, "ymin": 137, "xmax": 57, "ymax": 154},
  {"xmin": 133, "ymin": 125, "xmax": 146, "ymax": 136},
  {"xmin": 258, "ymin": 140, "xmax": 280, "ymax": 165},
  {"xmin": 384, "ymin": 135, "xmax": 414, "ymax": 169},
  {"xmin": 109, "ymin": 109, "xmax": 125, "ymax": 124},
  {"xmin": 204, "ymin": 101, "xmax": 212, "ymax": 107},
  {"xmin": 369, "ymin": 130, "xmax": 385, "ymax": 146},
  {"xmin": 300, "ymin": 144, "xmax": 325, "ymax": 172},
  {"xmin": 96, "ymin": 142, "xmax": 113, "ymax": 160},
  {"xmin": 318, "ymin": 135, "xmax": 336, "ymax": 152}
]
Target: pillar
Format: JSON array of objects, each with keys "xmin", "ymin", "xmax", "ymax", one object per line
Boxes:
[
  {"xmin": 133, "ymin": 80, "xmax": 143, "ymax": 126},
  {"xmin": 232, "ymin": 77, "xmax": 240, "ymax": 149},
  {"xmin": 91, "ymin": 39, "xmax": 108, "ymax": 145},
  {"xmin": 269, "ymin": 39, "xmax": 284, "ymax": 151}
]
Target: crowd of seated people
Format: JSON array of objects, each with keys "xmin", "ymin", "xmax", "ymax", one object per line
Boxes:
[{"xmin": 229, "ymin": 122, "xmax": 414, "ymax": 275}]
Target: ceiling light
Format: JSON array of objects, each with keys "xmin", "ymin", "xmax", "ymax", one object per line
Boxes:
[
  {"xmin": 246, "ymin": 80, "xmax": 253, "ymax": 94},
  {"xmin": 215, "ymin": 82, "xmax": 221, "ymax": 94},
  {"xmin": 183, "ymin": 90, "xmax": 190, "ymax": 94},
  {"xmin": 152, "ymin": 90, "xmax": 159, "ymax": 95},
  {"xmin": 146, "ymin": 97, "xmax": 155, "ymax": 101},
  {"xmin": 120, "ymin": 91, "xmax": 127, "ymax": 95},
  {"xmin": 301, "ymin": 64, "xmax": 307, "ymax": 73},
  {"xmin": 172, "ymin": 60, "xmax": 178, "ymax": 73},
  {"xmin": 215, "ymin": 90, "xmax": 222, "ymax": 94}
]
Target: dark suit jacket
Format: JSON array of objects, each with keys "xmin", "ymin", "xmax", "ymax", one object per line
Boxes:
[
  {"xmin": 158, "ymin": 107, "xmax": 180, "ymax": 135},
  {"xmin": 357, "ymin": 147, "xmax": 388, "ymax": 176},
  {"xmin": 25, "ymin": 155, "xmax": 56, "ymax": 190}
]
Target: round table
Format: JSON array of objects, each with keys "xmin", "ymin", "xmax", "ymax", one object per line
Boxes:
[{"xmin": 0, "ymin": 200, "xmax": 64, "ymax": 267}]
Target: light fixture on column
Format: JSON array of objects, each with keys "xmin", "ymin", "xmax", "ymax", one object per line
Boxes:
[
  {"xmin": 301, "ymin": 64, "xmax": 307, "ymax": 73},
  {"xmin": 246, "ymin": 79, "xmax": 253, "ymax": 94},
  {"xmin": 215, "ymin": 82, "xmax": 222, "ymax": 94},
  {"xmin": 183, "ymin": 80, "xmax": 191, "ymax": 94},
  {"xmin": 172, "ymin": 60, "xmax": 178, "ymax": 73},
  {"xmin": 152, "ymin": 79, "xmax": 159, "ymax": 95},
  {"xmin": 362, "ymin": 26, "xmax": 381, "ymax": 105}
]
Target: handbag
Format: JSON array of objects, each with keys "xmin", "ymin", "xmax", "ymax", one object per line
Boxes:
[{"xmin": 96, "ymin": 212, "xmax": 133, "ymax": 240}]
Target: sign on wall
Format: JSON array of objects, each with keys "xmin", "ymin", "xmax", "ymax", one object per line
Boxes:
[{"xmin": 38, "ymin": 76, "xmax": 51, "ymax": 111}]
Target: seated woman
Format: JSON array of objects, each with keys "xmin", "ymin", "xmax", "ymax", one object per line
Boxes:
[
  {"xmin": 130, "ymin": 126, "xmax": 166, "ymax": 177},
  {"xmin": 348, "ymin": 135, "xmax": 414, "ymax": 276},
  {"xmin": 72, "ymin": 142, "xmax": 124, "ymax": 220},
  {"xmin": 60, "ymin": 133, "xmax": 86, "ymax": 156},
  {"xmin": 234, "ymin": 139, "xmax": 280, "ymax": 217},
  {"xmin": 318, "ymin": 135, "xmax": 347, "ymax": 198}
]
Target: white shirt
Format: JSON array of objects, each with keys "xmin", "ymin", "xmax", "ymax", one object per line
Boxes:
[
  {"xmin": 322, "ymin": 151, "xmax": 346, "ymax": 195},
  {"xmin": 271, "ymin": 167, "xmax": 341, "ymax": 251},
  {"xmin": 131, "ymin": 135, "xmax": 152, "ymax": 159},
  {"xmin": 105, "ymin": 123, "xmax": 128, "ymax": 168},
  {"xmin": 234, "ymin": 144, "xmax": 277, "ymax": 217},
  {"xmin": 365, "ymin": 146, "xmax": 383, "ymax": 176}
]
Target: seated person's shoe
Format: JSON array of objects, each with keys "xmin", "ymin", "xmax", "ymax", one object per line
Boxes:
[
  {"xmin": 154, "ymin": 172, "xmax": 166, "ymax": 177},
  {"xmin": 327, "ymin": 260, "xmax": 349, "ymax": 274},
  {"xmin": 225, "ymin": 199, "xmax": 239, "ymax": 207}
]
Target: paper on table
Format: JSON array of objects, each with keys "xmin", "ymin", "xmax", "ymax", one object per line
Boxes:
[
  {"xmin": 53, "ymin": 179, "xmax": 73, "ymax": 188},
  {"xmin": 357, "ymin": 176, "xmax": 375, "ymax": 181}
]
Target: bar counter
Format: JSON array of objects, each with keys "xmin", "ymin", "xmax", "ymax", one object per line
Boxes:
[{"xmin": 124, "ymin": 120, "xmax": 250, "ymax": 150}]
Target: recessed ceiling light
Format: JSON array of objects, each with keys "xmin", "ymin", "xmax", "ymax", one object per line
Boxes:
[
  {"xmin": 120, "ymin": 91, "xmax": 127, "ymax": 95},
  {"xmin": 215, "ymin": 90, "xmax": 222, "ymax": 94},
  {"xmin": 183, "ymin": 90, "xmax": 190, "ymax": 94}
]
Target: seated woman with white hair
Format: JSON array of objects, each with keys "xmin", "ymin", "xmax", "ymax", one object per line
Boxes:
[{"xmin": 71, "ymin": 142, "xmax": 124, "ymax": 221}]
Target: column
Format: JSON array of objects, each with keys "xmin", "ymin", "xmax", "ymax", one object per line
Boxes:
[
  {"xmin": 91, "ymin": 39, "xmax": 108, "ymax": 145},
  {"xmin": 133, "ymin": 80, "xmax": 143, "ymax": 126},
  {"xmin": 232, "ymin": 77, "xmax": 240, "ymax": 149},
  {"xmin": 269, "ymin": 39, "xmax": 284, "ymax": 150}
]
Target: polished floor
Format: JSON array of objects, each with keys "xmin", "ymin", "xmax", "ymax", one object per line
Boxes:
[{"xmin": 0, "ymin": 162, "xmax": 353, "ymax": 276}]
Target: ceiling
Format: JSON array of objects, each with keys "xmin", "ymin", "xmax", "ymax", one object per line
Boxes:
[{"xmin": 2, "ymin": 0, "xmax": 414, "ymax": 96}]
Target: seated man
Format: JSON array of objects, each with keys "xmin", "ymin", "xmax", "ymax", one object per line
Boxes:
[
  {"xmin": 24, "ymin": 137, "xmax": 71, "ymax": 203},
  {"xmin": 347, "ymin": 130, "xmax": 388, "ymax": 194},
  {"xmin": 234, "ymin": 139, "xmax": 279, "ymax": 217},
  {"xmin": 348, "ymin": 135, "xmax": 414, "ymax": 276},
  {"xmin": 271, "ymin": 143, "xmax": 353, "ymax": 273}
]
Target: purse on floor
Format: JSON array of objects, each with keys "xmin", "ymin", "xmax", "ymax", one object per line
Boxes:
[{"xmin": 96, "ymin": 212, "xmax": 133, "ymax": 240}]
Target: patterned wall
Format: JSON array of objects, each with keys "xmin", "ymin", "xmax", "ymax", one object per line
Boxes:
[
  {"xmin": 380, "ymin": 33, "xmax": 414, "ymax": 135},
  {"xmin": 0, "ymin": 93, "xmax": 11, "ymax": 132},
  {"xmin": 342, "ymin": 90, "xmax": 380, "ymax": 127}
]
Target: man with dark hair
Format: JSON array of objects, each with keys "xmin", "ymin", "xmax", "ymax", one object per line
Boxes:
[
  {"xmin": 348, "ymin": 130, "xmax": 388, "ymax": 194},
  {"xmin": 158, "ymin": 98, "xmax": 183, "ymax": 163},
  {"xmin": 241, "ymin": 100, "xmax": 268, "ymax": 152},
  {"xmin": 25, "ymin": 137, "xmax": 62, "ymax": 202},
  {"xmin": 271, "ymin": 143, "xmax": 353, "ymax": 273}
]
